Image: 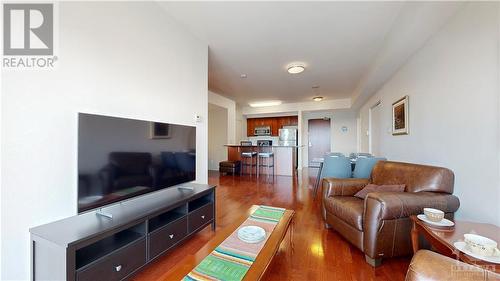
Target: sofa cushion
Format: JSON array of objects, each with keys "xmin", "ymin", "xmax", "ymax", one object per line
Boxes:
[
  {"xmin": 324, "ymin": 196, "xmax": 364, "ymax": 231},
  {"xmin": 354, "ymin": 183, "xmax": 405, "ymax": 199}
]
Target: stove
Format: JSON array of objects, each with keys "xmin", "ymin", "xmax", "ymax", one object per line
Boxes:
[{"xmin": 256, "ymin": 140, "xmax": 273, "ymax": 146}]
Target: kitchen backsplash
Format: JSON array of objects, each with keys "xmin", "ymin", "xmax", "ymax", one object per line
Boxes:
[{"xmin": 245, "ymin": 136, "xmax": 280, "ymax": 145}]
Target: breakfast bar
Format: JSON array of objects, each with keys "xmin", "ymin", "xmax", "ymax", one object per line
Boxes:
[{"xmin": 225, "ymin": 145, "xmax": 298, "ymax": 176}]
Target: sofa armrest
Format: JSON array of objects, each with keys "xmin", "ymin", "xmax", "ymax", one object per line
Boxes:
[
  {"xmin": 405, "ymin": 250, "xmax": 500, "ymax": 281},
  {"xmin": 363, "ymin": 191, "xmax": 460, "ymax": 259},
  {"xmin": 364, "ymin": 191, "xmax": 460, "ymax": 221},
  {"xmin": 322, "ymin": 178, "xmax": 369, "ymax": 198}
]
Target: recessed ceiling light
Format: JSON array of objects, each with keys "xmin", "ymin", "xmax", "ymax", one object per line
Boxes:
[
  {"xmin": 313, "ymin": 96, "xmax": 323, "ymax": 102},
  {"xmin": 249, "ymin": 100, "xmax": 282, "ymax": 107},
  {"xmin": 287, "ymin": 64, "xmax": 305, "ymax": 74},
  {"xmin": 240, "ymin": 74, "xmax": 247, "ymax": 78}
]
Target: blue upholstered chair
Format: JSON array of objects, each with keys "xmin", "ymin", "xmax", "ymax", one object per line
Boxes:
[
  {"xmin": 327, "ymin": 152, "xmax": 345, "ymax": 157},
  {"xmin": 352, "ymin": 157, "xmax": 387, "ymax": 178},
  {"xmin": 356, "ymin": 152, "xmax": 373, "ymax": 158},
  {"xmin": 320, "ymin": 155, "xmax": 352, "ymax": 179}
]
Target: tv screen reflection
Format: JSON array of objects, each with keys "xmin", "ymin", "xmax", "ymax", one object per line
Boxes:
[{"xmin": 78, "ymin": 113, "xmax": 196, "ymax": 213}]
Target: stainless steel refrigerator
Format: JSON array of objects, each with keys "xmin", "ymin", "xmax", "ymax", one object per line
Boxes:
[{"xmin": 278, "ymin": 128, "xmax": 297, "ymax": 146}]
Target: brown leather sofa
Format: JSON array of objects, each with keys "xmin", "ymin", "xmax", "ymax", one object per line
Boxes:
[
  {"xmin": 322, "ymin": 161, "xmax": 460, "ymax": 266},
  {"xmin": 406, "ymin": 250, "xmax": 500, "ymax": 281}
]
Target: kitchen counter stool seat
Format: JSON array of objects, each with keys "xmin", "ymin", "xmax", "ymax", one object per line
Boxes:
[
  {"xmin": 257, "ymin": 150, "xmax": 275, "ymax": 177},
  {"xmin": 240, "ymin": 151, "xmax": 257, "ymax": 176}
]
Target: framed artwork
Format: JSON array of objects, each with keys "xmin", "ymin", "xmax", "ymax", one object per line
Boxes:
[
  {"xmin": 150, "ymin": 122, "xmax": 171, "ymax": 139},
  {"xmin": 392, "ymin": 95, "xmax": 409, "ymax": 135}
]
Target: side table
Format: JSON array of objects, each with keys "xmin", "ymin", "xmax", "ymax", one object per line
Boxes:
[{"xmin": 410, "ymin": 215, "xmax": 499, "ymax": 274}]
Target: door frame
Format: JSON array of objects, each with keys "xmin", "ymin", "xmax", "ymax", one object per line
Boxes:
[
  {"xmin": 368, "ymin": 100, "xmax": 381, "ymax": 155},
  {"xmin": 307, "ymin": 118, "xmax": 331, "ymax": 167}
]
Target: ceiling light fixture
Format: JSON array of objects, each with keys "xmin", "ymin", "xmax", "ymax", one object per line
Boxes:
[
  {"xmin": 240, "ymin": 74, "xmax": 247, "ymax": 78},
  {"xmin": 313, "ymin": 96, "xmax": 323, "ymax": 102},
  {"xmin": 248, "ymin": 100, "xmax": 282, "ymax": 108},
  {"xmin": 287, "ymin": 64, "xmax": 305, "ymax": 74}
]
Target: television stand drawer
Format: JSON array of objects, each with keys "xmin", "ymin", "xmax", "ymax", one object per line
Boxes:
[
  {"xmin": 149, "ymin": 216, "xmax": 188, "ymax": 259},
  {"xmin": 188, "ymin": 203, "xmax": 214, "ymax": 233},
  {"xmin": 77, "ymin": 238, "xmax": 146, "ymax": 281}
]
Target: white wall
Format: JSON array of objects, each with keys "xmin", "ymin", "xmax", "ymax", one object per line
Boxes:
[
  {"xmin": 208, "ymin": 104, "xmax": 228, "ymax": 170},
  {"xmin": 332, "ymin": 111, "xmax": 358, "ymax": 155},
  {"xmin": 236, "ymin": 104, "xmax": 246, "ymax": 142},
  {"xmin": 1, "ymin": 2, "xmax": 208, "ymax": 280},
  {"xmin": 208, "ymin": 91, "xmax": 237, "ymax": 144},
  {"xmin": 358, "ymin": 2, "xmax": 500, "ymax": 225}
]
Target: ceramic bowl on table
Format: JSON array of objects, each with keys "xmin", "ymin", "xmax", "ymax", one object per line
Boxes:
[
  {"xmin": 423, "ymin": 208, "xmax": 444, "ymax": 222},
  {"xmin": 464, "ymin": 234, "xmax": 500, "ymax": 257}
]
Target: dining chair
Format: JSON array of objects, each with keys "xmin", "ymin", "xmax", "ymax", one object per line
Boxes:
[
  {"xmin": 320, "ymin": 155, "xmax": 352, "ymax": 179},
  {"xmin": 356, "ymin": 153, "xmax": 373, "ymax": 158},
  {"xmin": 326, "ymin": 152, "xmax": 345, "ymax": 157},
  {"xmin": 352, "ymin": 157, "xmax": 387, "ymax": 178}
]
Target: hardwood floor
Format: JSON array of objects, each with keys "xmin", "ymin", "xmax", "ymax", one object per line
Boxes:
[{"xmin": 133, "ymin": 169, "xmax": 410, "ymax": 281}]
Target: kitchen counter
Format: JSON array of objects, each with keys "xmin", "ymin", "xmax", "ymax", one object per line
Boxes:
[{"xmin": 224, "ymin": 145, "xmax": 299, "ymax": 176}]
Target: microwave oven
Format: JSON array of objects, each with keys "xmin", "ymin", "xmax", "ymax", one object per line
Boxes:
[{"xmin": 254, "ymin": 126, "xmax": 271, "ymax": 136}]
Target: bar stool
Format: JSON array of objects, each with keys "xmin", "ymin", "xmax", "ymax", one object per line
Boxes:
[
  {"xmin": 240, "ymin": 142, "xmax": 257, "ymax": 176},
  {"xmin": 257, "ymin": 146, "xmax": 274, "ymax": 178}
]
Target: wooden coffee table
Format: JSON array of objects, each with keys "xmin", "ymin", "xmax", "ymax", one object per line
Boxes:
[
  {"xmin": 410, "ymin": 215, "xmax": 500, "ymax": 273},
  {"xmin": 162, "ymin": 205, "xmax": 295, "ymax": 280}
]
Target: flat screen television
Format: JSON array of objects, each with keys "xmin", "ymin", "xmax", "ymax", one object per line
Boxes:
[{"xmin": 78, "ymin": 113, "xmax": 196, "ymax": 213}]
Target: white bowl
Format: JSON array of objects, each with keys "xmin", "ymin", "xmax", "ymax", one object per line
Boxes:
[
  {"xmin": 464, "ymin": 234, "xmax": 500, "ymax": 257},
  {"xmin": 423, "ymin": 208, "xmax": 444, "ymax": 222},
  {"xmin": 237, "ymin": 226, "xmax": 266, "ymax": 244}
]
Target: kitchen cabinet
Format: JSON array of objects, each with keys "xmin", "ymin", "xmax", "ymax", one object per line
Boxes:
[
  {"xmin": 277, "ymin": 116, "xmax": 298, "ymax": 129},
  {"xmin": 271, "ymin": 118, "xmax": 279, "ymax": 136},
  {"xmin": 247, "ymin": 119, "xmax": 256, "ymax": 136},
  {"xmin": 246, "ymin": 116, "xmax": 298, "ymax": 137},
  {"xmin": 283, "ymin": 116, "xmax": 298, "ymax": 126}
]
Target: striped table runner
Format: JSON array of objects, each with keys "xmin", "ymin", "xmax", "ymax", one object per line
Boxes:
[{"xmin": 183, "ymin": 205, "xmax": 286, "ymax": 281}]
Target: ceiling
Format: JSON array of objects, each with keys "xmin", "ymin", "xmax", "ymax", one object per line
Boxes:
[{"xmin": 159, "ymin": 2, "xmax": 462, "ymax": 107}]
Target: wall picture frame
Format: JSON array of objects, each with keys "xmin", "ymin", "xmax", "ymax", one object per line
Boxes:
[
  {"xmin": 150, "ymin": 122, "xmax": 171, "ymax": 139},
  {"xmin": 392, "ymin": 95, "xmax": 409, "ymax": 135}
]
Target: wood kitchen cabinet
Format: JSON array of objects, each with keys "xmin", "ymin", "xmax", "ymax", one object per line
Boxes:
[
  {"xmin": 247, "ymin": 118, "xmax": 256, "ymax": 136},
  {"xmin": 246, "ymin": 116, "xmax": 298, "ymax": 136},
  {"xmin": 254, "ymin": 118, "xmax": 266, "ymax": 127},
  {"xmin": 270, "ymin": 118, "xmax": 279, "ymax": 136}
]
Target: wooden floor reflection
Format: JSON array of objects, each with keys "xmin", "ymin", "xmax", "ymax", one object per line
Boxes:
[{"xmin": 133, "ymin": 169, "xmax": 410, "ymax": 281}]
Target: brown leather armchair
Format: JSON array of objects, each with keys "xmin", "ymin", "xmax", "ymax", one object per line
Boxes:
[
  {"xmin": 322, "ymin": 161, "xmax": 460, "ymax": 266},
  {"xmin": 406, "ymin": 250, "xmax": 500, "ymax": 281}
]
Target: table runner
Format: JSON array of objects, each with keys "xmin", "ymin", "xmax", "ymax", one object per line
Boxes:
[{"xmin": 183, "ymin": 205, "xmax": 286, "ymax": 281}]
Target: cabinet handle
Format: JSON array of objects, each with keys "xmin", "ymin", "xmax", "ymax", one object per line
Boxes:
[
  {"xmin": 201, "ymin": 215, "xmax": 205, "ymax": 219},
  {"xmin": 115, "ymin": 265, "xmax": 122, "ymax": 272},
  {"xmin": 169, "ymin": 234, "xmax": 174, "ymax": 239}
]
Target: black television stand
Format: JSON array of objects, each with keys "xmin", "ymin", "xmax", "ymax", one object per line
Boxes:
[{"xmin": 29, "ymin": 183, "xmax": 216, "ymax": 281}]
